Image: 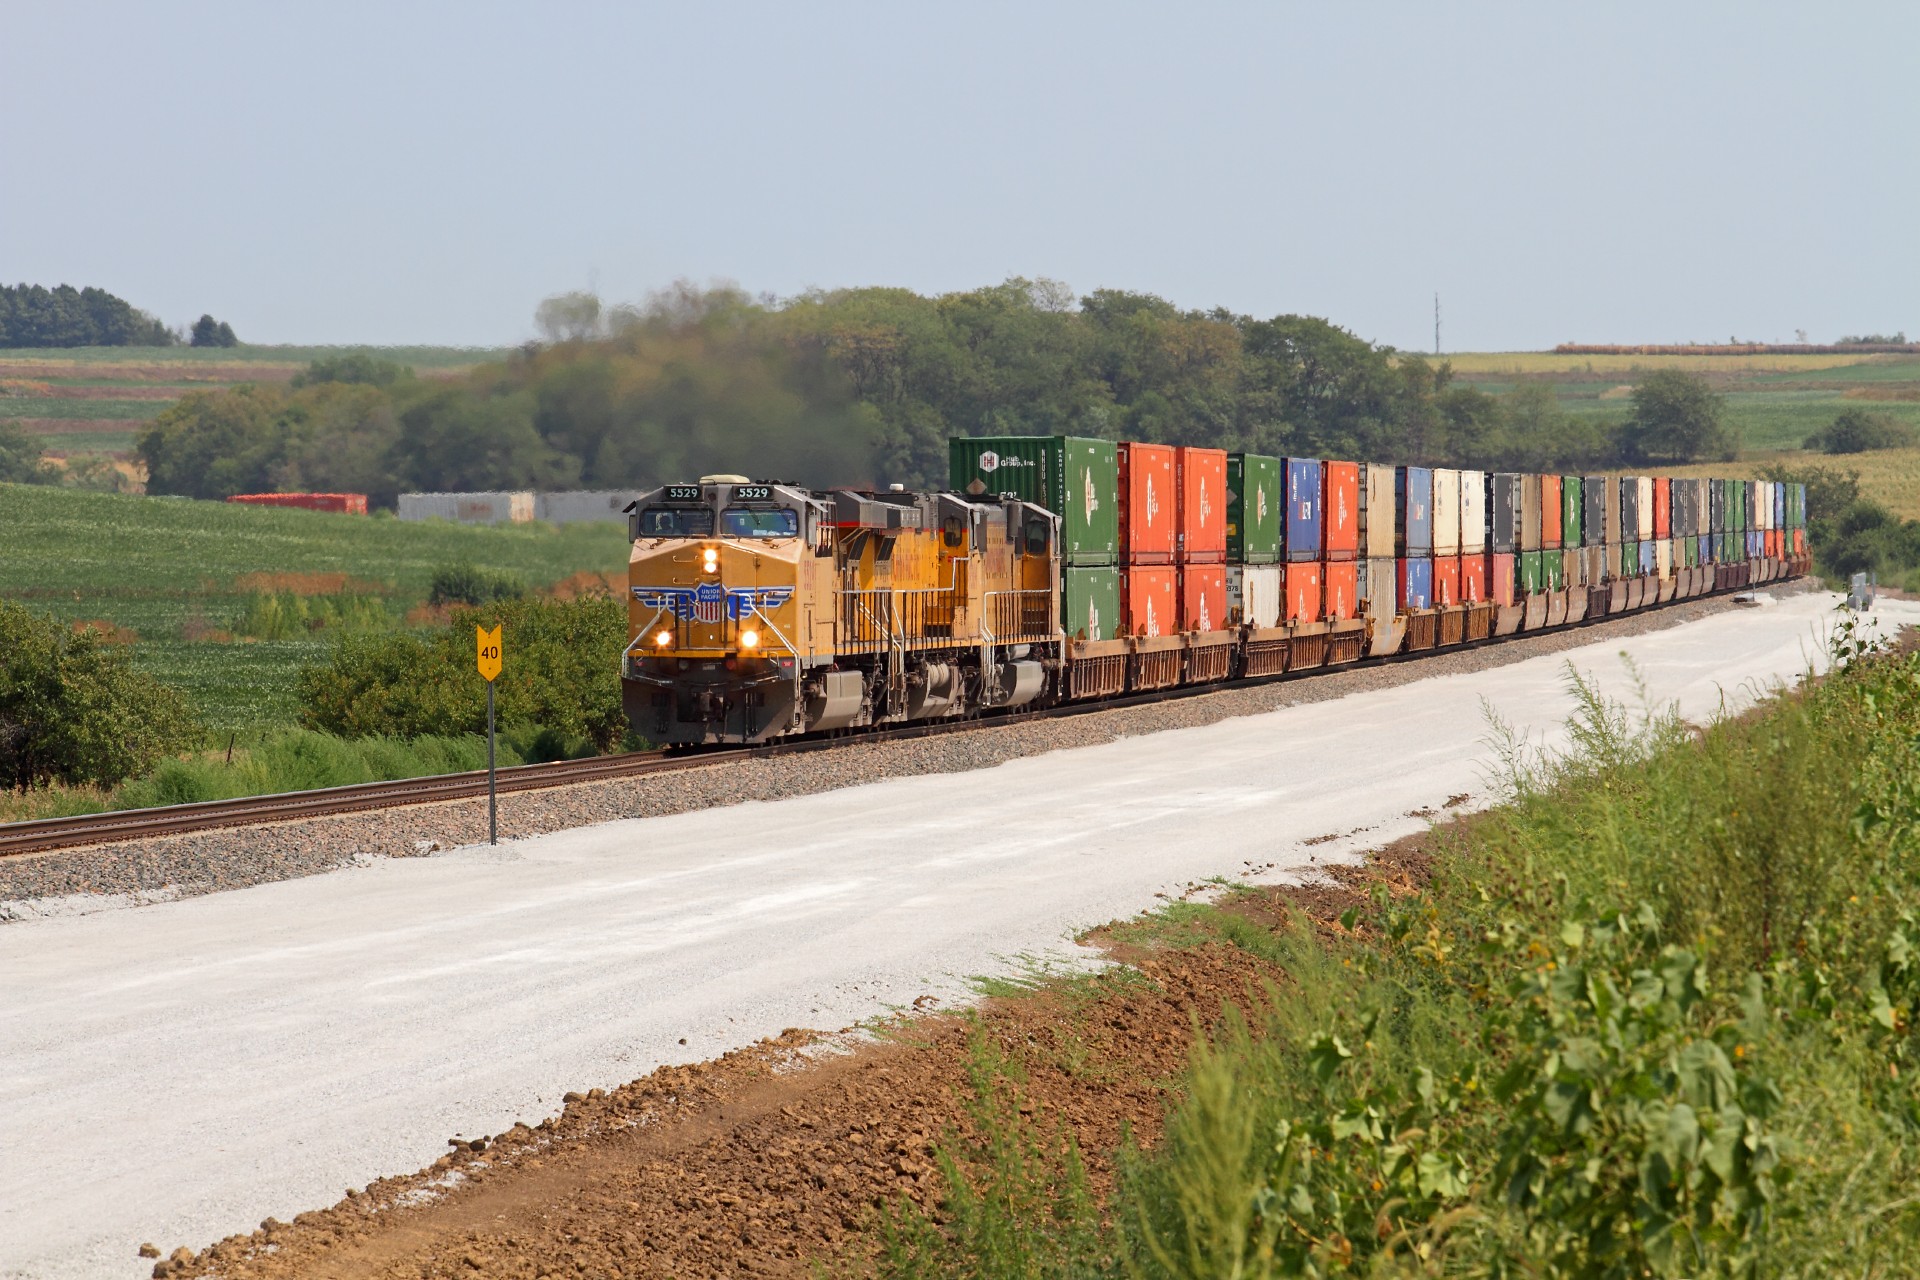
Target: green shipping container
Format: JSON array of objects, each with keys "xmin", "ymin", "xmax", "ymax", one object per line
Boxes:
[
  {"xmin": 1061, "ymin": 564, "xmax": 1121, "ymax": 642},
  {"xmin": 1621, "ymin": 540, "xmax": 1640, "ymax": 576},
  {"xmin": 1226, "ymin": 453, "xmax": 1283, "ymax": 563},
  {"xmin": 1519, "ymin": 550, "xmax": 1546, "ymax": 594},
  {"xmin": 1547, "ymin": 553, "xmax": 1566, "ymax": 591},
  {"xmin": 949, "ymin": 435, "xmax": 1119, "ymax": 565},
  {"xmin": 1561, "ymin": 475, "xmax": 1583, "ymax": 547}
]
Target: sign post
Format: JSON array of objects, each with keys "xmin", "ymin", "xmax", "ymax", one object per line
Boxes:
[{"xmin": 476, "ymin": 625, "xmax": 502, "ymax": 844}]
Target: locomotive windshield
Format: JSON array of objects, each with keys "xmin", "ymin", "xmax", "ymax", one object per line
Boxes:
[
  {"xmin": 722, "ymin": 508, "xmax": 800, "ymax": 538},
  {"xmin": 636, "ymin": 507, "xmax": 715, "ymax": 537}
]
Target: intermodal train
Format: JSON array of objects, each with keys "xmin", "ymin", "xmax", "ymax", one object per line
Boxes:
[{"xmin": 620, "ymin": 437, "xmax": 1810, "ymax": 746}]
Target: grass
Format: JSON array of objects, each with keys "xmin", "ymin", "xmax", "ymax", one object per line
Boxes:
[
  {"xmin": 0, "ymin": 344, "xmax": 506, "ymax": 462},
  {"xmin": 0, "ymin": 728, "xmax": 523, "ymax": 823},
  {"xmin": 1438, "ymin": 351, "xmax": 1918, "ymax": 375},
  {"xmin": 874, "ymin": 629, "xmax": 1920, "ymax": 1276},
  {"xmin": 0, "ymin": 483, "xmax": 629, "ymax": 733}
]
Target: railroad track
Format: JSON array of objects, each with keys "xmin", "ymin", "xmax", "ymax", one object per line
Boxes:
[{"xmin": 0, "ymin": 587, "xmax": 1777, "ymax": 858}]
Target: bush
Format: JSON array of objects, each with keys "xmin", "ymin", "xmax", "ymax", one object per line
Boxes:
[
  {"xmin": 0, "ymin": 601, "xmax": 200, "ymax": 789},
  {"xmin": 427, "ymin": 562, "xmax": 528, "ymax": 607},
  {"xmin": 0, "ymin": 421, "xmax": 53, "ymax": 483},
  {"xmin": 116, "ymin": 729, "xmax": 517, "ymax": 808},
  {"xmin": 295, "ymin": 595, "xmax": 628, "ymax": 751},
  {"xmin": 1804, "ymin": 407, "xmax": 1918, "ymax": 454}
]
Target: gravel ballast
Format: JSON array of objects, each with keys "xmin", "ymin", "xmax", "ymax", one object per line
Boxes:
[{"xmin": 0, "ymin": 586, "xmax": 1818, "ymax": 919}]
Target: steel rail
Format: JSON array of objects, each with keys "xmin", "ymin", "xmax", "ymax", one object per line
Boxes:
[{"xmin": 0, "ymin": 578, "xmax": 1794, "ymax": 858}]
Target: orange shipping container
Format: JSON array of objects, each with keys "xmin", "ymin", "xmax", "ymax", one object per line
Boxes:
[
  {"xmin": 1174, "ymin": 446, "xmax": 1227, "ymax": 564},
  {"xmin": 1323, "ymin": 461, "xmax": 1360, "ymax": 561},
  {"xmin": 1322, "ymin": 560, "xmax": 1357, "ymax": 620},
  {"xmin": 1177, "ymin": 563, "xmax": 1227, "ymax": 632},
  {"xmin": 1541, "ymin": 476, "xmax": 1563, "ymax": 549},
  {"xmin": 1654, "ymin": 478, "xmax": 1671, "ymax": 539},
  {"xmin": 1118, "ymin": 443, "xmax": 1176, "ymax": 564},
  {"xmin": 1121, "ymin": 564, "xmax": 1177, "ymax": 638},
  {"xmin": 1283, "ymin": 561, "xmax": 1322, "ymax": 623},
  {"xmin": 1433, "ymin": 555, "xmax": 1461, "ymax": 607},
  {"xmin": 1461, "ymin": 553, "xmax": 1489, "ymax": 603},
  {"xmin": 227, "ymin": 492, "xmax": 369, "ymax": 515},
  {"xmin": 1491, "ymin": 552, "xmax": 1517, "ymax": 607},
  {"xmin": 1765, "ymin": 529, "xmax": 1782, "ymax": 558}
]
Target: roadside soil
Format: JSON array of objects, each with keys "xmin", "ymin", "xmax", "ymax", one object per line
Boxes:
[{"xmin": 159, "ymin": 838, "xmax": 1437, "ymax": 1280}]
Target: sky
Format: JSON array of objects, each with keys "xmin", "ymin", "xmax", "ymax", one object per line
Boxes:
[{"xmin": 3, "ymin": 2, "xmax": 1916, "ymax": 351}]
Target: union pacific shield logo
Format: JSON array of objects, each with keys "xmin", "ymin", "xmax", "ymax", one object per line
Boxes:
[
  {"xmin": 694, "ymin": 581, "xmax": 724, "ymax": 623},
  {"xmin": 633, "ymin": 585, "xmax": 793, "ymax": 621}
]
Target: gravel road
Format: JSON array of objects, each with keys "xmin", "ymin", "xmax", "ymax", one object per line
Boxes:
[{"xmin": 0, "ymin": 585, "xmax": 1816, "ymax": 919}]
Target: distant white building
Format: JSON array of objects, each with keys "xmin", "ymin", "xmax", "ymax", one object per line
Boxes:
[{"xmin": 396, "ymin": 490, "xmax": 636, "ymax": 526}]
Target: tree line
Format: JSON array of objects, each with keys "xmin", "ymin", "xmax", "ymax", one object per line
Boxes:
[
  {"xmin": 137, "ymin": 279, "xmax": 1738, "ymax": 505},
  {"xmin": 0, "ymin": 282, "xmax": 240, "ymax": 348}
]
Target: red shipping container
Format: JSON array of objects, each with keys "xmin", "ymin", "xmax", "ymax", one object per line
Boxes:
[
  {"xmin": 1174, "ymin": 446, "xmax": 1227, "ymax": 564},
  {"xmin": 1118, "ymin": 443, "xmax": 1176, "ymax": 564},
  {"xmin": 1283, "ymin": 561, "xmax": 1322, "ymax": 623},
  {"xmin": 1541, "ymin": 476, "xmax": 1563, "ymax": 549},
  {"xmin": 1653, "ymin": 478, "xmax": 1671, "ymax": 539},
  {"xmin": 1121, "ymin": 564, "xmax": 1177, "ymax": 638},
  {"xmin": 226, "ymin": 492, "xmax": 369, "ymax": 515},
  {"xmin": 1491, "ymin": 552, "xmax": 1517, "ymax": 607},
  {"xmin": 1323, "ymin": 461, "xmax": 1360, "ymax": 561},
  {"xmin": 1432, "ymin": 555, "xmax": 1461, "ymax": 607},
  {"xmin": 1461, "ymin": 552, "xmax": 1489, "ymax": 603},
  {"xmin": 1177, "ymin": 563, "xmax": 1227, "ymax": 632},
  {"xmin": 1322, "ymin": 560, "xmax": 1357, "ymax": 620}
]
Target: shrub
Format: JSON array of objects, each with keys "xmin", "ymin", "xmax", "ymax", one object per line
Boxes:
[
  {"xmin": 1804, "ymin": 407, "xmax": 1917, "ymax": 454},
  {"xmin": 0, "ymin": 601, "xmax": 200, "ymax": 789},
  {"xmin": 427, "ymin": 562, "xmax": 528, "ymax": 607},
  {"xmin": 295, "ymin": 595, "xmax": 628, "ymax": 750}
]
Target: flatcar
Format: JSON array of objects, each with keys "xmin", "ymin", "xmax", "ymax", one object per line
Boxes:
[{"xmin": 620, "ymin": 443, "xmax": 1809, "ymax": 747}]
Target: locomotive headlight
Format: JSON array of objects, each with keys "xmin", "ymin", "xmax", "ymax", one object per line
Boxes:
[
  {"xmin": 654, "ymin": 629, "xmax": 673, "ymax": 649},
  {"xmin": 701, "ymin": 548, "xmax": 719, "ymax": 573},
  {"xmin": 739, "ymin": 629, "xmax": 760, "ymax": 650}
]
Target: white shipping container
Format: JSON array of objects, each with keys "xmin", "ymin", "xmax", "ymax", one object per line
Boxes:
[
  {"xmin": 535, "ymin": 490, "xmax": 636, "ymax": 525},
  {"xmin": 1362, "ymin": 465, "xmax": 1397, "ymax": 559},
  {"xmin": 1635, "ymin": 477, "xmax": 1654, "ymax": 541},
  {"xmin": 398, "ymin": 491, "xmax": 536, "ymax": 525},
  {"xmin": 1229, "ymin": 564, "xmax": 1282, "ymax": 629},
  {"xmin": 1431, "ymin": 468, "xmax": 1461, "ymax": 556},
  {"xmin": 1656, "ymin": 538, "xmax": 1673, "ymax": 579},
  {"xmin": 1757, "ymin": 481, "xmax": 1776, "ymax": 530},
  {"xmin": 1459, "ymin": 470, "xmax": 1488, "ymax": 553}
]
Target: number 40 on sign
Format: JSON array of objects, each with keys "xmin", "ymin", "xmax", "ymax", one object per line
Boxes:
[{"xmin": 476, "ymin": 626, "xmax": 502, "ymax": 682}]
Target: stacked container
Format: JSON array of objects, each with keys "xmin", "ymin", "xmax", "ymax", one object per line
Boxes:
[
  {"xmin": 1322, "ymin": 460, "xmax": 1360, "ymax": 623},
  {"xmin": 1461, "ymin": 470, "xmax": 1489, "ymax": 602},
  {"xmin": 1517, "ymin": 472, "xmax": 1546, "ymax": 595},
  {"xmin": 1280, "ymin": 458, "xmax": 1325, "ymax": 623},
  {"xmin": 1488, "ymin": 473, "xmax": 1519, "ymax": 607},
  {"xmin": 951, "ymin": 436, "xmax": 1122, "ymax": 642},
  {"xmin": 1226, "ymin": 453, "xmax": 1282, "ymax": 629},
  {"xmin": 1432, "ymin": 468, "xmax": 1461, "ymax": 609},
  {"xmin": 1582, "ymin": 476, "xmax": 1608, "ymax": 588},
  {"xmin": 1118, "ymin": 442, "xmax": 1176, "ymax": 636},
  {"xmin": 1174, "ymin": 447, "xmax": 1227, "ymax": 632},
  {"xmin": 1396, "ymin": 467, "xmax": 1434, "ymax": 610},
  {"xmin": 1360, "ymin": 464, "xmax": 1398, "ymax": 626},
  {"xmin": 1560, "ymin": 475, "xmax": 1584, "ymax": 592}
]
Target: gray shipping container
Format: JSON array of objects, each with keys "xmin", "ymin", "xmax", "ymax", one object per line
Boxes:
[{"xmin": 398, "ymin": 491, "xmax": 536, "ymax": 524}]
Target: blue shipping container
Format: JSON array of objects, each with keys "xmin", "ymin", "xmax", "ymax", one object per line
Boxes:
[
  {"xmin": 1639, "ymin": 540, "xmax": 1657, "ymax": 575},
  {"xmin": 1774, "ymin": 483, "xmax": 1785, "ymax": 529},
  {"xmin": 1396, "ymin": 556, "xmax": 1433, "ymax": 610},
  {"xmin": 1284, "ymin": 457, "xmax": 1323, "ymax": 563},
  {"xmin": 1397, "ymin": 467, "xmax": 1434, "ymax": 554},
  {"xmin": 1749, "ymin": 530, "xmax": 1764, "ymax": 558}
]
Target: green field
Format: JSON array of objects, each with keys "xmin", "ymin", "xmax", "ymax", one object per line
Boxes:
[
  {"xmin": 1446, "ymin": 352, "xmax": 1920, "ymax": 465},
  {"xmin": 0, "ymin": 344, "xmax": 506, "ymax": 458},
  {"xmin": 0, "ymin": 484, "xmax": 629, "ymax": 733}
]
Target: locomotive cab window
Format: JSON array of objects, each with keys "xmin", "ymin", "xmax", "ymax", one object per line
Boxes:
[
  {"xmin": 941, "ymin": 515, "xmax": 964, "ymax": 548},
  {"xmin": 637, "ymin": 507, "xmax": 715, "ymax": 537},
  {"xmin": 721, "ymin": 507, "xmax": 800, "ymax": 538},
  {"xmin": 1023, "ymin": 518, "xmax": 1051, "ymax": 555}
]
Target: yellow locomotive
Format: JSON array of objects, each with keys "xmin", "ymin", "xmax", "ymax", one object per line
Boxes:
[{"xmin": 623, "ymin": 477, "xmax": 1060, "ymax": 745}]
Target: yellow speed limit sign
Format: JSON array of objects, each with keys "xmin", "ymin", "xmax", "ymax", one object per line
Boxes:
[{"xmin": 476, "ymin": 625, "xmax": 502, "ymax": 682}]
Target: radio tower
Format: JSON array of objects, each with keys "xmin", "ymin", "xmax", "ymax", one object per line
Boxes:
[{"xmin": 1434, "ymin": 293, "xmax": 1441, "ymax": 356}]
